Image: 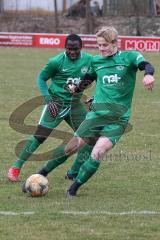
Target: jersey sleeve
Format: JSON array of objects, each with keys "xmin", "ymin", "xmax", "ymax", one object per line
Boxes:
[
  {"xmin": 38, "ymin": 58, "xmax": 58, "ymax": 81},
  {"xmin": 128, "ymin": 51, "xmax": 145, "ymax": 68},
  {"xmin": 88, "ymin": 59, "xmax": 97, "ymax": 79},
  {"xmin": 37, "ymin": 58, "xmax": 58, "ymax": 101}
]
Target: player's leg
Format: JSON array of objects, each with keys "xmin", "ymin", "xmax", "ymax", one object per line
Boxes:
[
  {"xmin": 65, "ymin": 102, "xmax": 93, "ymax": 179},
  {"xmin": 8, "ymin": 105, "xmax": 63, "ymax": 181},
  {"xmin": 67, "ymin": 120, "xmax": 127, "ymax": 197},
  {"xmin": 65, "ymin": 144, "xmax": 93, "ymax": 180},
  {"xmin": 7, "ymin": 125, "xmax": 53, "ymax": 182},
  {"xmin": 38, "ymin": 111, "xmax": 102, "ymax": 179},
  {"xmin": 67, "ymin": 136, "xmax": 113, "ymax": 197},
  {"xmin": 38, "ymin": 136, "xmax": 87, "ymax": 176}
]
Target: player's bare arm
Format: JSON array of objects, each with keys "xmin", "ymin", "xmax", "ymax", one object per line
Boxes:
[{"xmin": 138, "ymin": 61, "xmax": 155, "ymax": 91}]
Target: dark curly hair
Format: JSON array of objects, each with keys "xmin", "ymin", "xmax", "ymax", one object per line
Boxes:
[{"xmin": 65, "ymin": 34, "xmax": 82, "ymax": 47}]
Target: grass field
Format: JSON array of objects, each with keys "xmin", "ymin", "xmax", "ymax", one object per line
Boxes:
[{"xmin": 0, "ymin": 47, "xmax": 160, "ymax": 240}]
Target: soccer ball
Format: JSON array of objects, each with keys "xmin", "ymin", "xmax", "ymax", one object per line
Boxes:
[{"xmin": 24, "ymin": 174, "xmax": 49, "ymax": 197}]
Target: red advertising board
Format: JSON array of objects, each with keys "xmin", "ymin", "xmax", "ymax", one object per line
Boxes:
[
  {"xmin": 120, "ymin": 36, "xmax": 160, "ymax": 52},
  {"xmin": 0, "ymin": 33, "xmax": 33, "ymax": 46},
  {"xmin": 80, "ymin": 35, "xmax": 97, "ymax": 48},
  {"xmin": 34, "ymin": 34, "xmax": 66, "ymax": 48},
  {"xmin": 0, "ymin": 32, "xmax": 160, "ymax": 52}
]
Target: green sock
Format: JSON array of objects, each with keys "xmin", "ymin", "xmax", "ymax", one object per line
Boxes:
[
  {"xmin": 76, "ymin": 156, "xmax": 100, "ymax": 184},
  {"xmin": 68, "ymin": 144, "xmax": 93, "ymax": 175},
  {"xmin": 13, "ymin": 136, "xmax": 41, "ymax": 169},
  {"xmin": 42, "ymin": 146, "xmax": 68, "ymax": 173}
]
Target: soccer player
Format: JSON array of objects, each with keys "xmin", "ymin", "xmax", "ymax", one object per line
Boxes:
[
  {"xmin": 36, "ymin": 26, "xmax": 155, "ymax": 197},
  {"xmin": 8, "ymin": 34, "xmax": 93, "ymax": 182}
]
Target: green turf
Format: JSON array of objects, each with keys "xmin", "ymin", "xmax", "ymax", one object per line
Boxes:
[{"xmin": 0, "ymin": 48, "xmax": 160, "ymax": 240}]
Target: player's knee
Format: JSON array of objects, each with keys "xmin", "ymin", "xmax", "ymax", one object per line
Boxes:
[
  {"xmin": 65, "ymin": 137, "xmax": 80, "ymax": 155},
  {"xmin": 91, "ymin": 137, "xmax": 113, "ymax": 160},
  {"xmin": 34, "ymin": 134, "xmax": 47, "ymax": 144},
  {"xmin": 34, "ymin": 125, "xmax": 53, "ymax": 144},
  {"xmin": 65, "ymin": 137, "xmax": 85, "ymax": 156},
  {"xmin": 91, "ymin": 147, "xmax": 106, "ymax": 160}
]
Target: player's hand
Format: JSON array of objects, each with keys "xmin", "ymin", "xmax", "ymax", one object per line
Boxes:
[
  {"xmin": 44, "ymin": 95, "xmax": 61, "ymax": 118},
  {"xmin": 85, "ymin": 97, "xmax": 94, "ymax": 111},
  {"xmin": 47, "ymin": 100, "xmax": 59, "ymax": 118},
  {"xmin": 143, "ymin": 75, "xmax": 154, "ymax": 91},
  {"xmin": 67, "ymin": 84, "xmax": 77, "ymax": 94}
]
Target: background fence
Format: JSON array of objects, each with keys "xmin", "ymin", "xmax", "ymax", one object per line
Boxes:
[
  {"xmin": 0, "ymin": 0, "xmax": 159, "ymax": 16},
  {"xmin": 103, "ymin": 0, "xmax": 157, "ymax": 16},
  {"xmin": 0, "ymin": 0, "xmax": 159, "ymax": 35}
]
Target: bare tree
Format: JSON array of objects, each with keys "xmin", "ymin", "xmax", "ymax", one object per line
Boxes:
[
  {"xmin": 131, "ymin": 0, "xmax": 142, "ymax": 35},
  {"xmin": 148, "ymin": 0, "xmax": 157, "ymax": 16},
  {"xmin": 54, "ymin": 0, "xmax": 59, "ymax": 32},
  {"xmin": 0, "ymin": 0, "xmax": 4, "ymax": 14},
  {"xmin": 85, "ymin": 0, "xmax": 94, "ymax": 33},
  {"xmin": 62, "ymin": 0, "xmax": 67, "ymax": 14}
]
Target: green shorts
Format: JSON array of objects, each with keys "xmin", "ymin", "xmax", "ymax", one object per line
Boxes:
[
  {"xmin": 39, "ymin": 101, "xmax": 87, "ymax": 131},
  {"xmin": 75, "ymin": 111, "xmax": 128, "ymax": 145}
]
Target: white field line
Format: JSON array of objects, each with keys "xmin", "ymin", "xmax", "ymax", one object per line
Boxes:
[
  {"xmin": 0, "ymin": 211, "xmax": 35, "ymax": 216},
  {"xmin": 151, "ymin": 102, "xmax": 160, "ymax": 104},
  {"xmin": 61, "ymin": 210, "xmax": 160, "ymax": 216},
  {"xmin": 1, "ymin": 210, "xmax": 160, "ymax": 217}
]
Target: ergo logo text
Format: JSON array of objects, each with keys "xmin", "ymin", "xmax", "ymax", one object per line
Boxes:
[{"xmin": 40, "ymin": 37, "xmax": 60, "ymax": 45}]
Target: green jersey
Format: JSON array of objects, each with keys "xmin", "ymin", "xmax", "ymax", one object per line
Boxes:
[
  {"xmin": 89, "ymin": 50, "xmax": 145, "ymax": 120},
  {"xmin": 38, "ymin": 51, "xmax": 92, "ymax": 102}
]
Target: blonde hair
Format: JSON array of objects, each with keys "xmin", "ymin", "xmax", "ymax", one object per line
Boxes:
[{"xmin": 96, "ymin": 26, "xmax": 118, "ymax": 43}]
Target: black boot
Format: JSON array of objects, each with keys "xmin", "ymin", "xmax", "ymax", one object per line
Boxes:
[
  {"xmin": 37, "ymin": 169, "xmax": 48, "ymax": 177},
  {"xmin": 65, "ymin": 171, "xmax": 78, "ymax": 181},
  {"xmin": 66, "ymin": 182, "xmax": 81, "ymax": 198}
]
